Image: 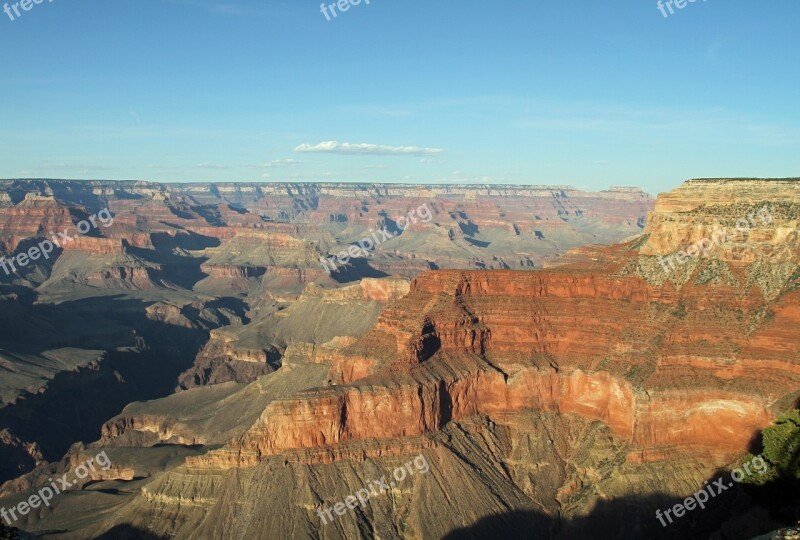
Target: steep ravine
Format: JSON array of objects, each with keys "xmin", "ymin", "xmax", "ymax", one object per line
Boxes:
[{"xmin": 0, "ymin": 302, "xmax": 220, "ymax": 483}]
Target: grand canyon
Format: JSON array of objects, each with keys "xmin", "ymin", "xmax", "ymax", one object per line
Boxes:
[
  {"xmin": 0, "ymin": 178, "xmax": 797, "ymax": 539},
  {"xmin": 3, "ymin": 2, "xmax": 799, "ymax": 538}
]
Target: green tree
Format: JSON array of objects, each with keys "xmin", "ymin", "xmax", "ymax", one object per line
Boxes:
[
  {"xmin": 763, "ymin": 409, "xmax": 800, "ymax": 479},
  {"xmin": 743, "ymin": 409, "xmax": 800, "ymax": 486}
]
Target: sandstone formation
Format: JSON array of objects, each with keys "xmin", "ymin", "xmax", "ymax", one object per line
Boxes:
[
  {"xmin": 0, "ymin": 179, "xmax": 653, "ymax": 290},
  {"xmin": 1, "ymin": 178, "xmax": 797, "ymax": 539},
  {"xmin": 177, "ymin": 277, "xmax": 411, "ymax": 389}
]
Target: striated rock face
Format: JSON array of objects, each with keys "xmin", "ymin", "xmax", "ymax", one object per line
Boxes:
[
  {"xmin": 188, "ymin": 179, "xmax": 796, "ymax": 479},
  {"xmin": 2, "ymin": 179, "xmax": 798, "ymax": 540},
  {"xmin": 195, "ymin": 230, "xmax": 337, "ymax": 292},
  {"xmin": 264, "ymin": 265, "xmax": 332, "ymax": 288},
  {"xmin": 644, "ymin": 179, "xmax": 798, "ymax": 214},
  {"xmin": 84, "ymin": 265, "xmax": 156, "ymax": 289},
  {"xmin": 201, "ymin": 329, "xmax": 272, "ymax": 364},
  {"xmin": 199, "ymin": 263, "xmax": 266, "ymax": 279},
  {"xmin": 178, "ymin": 277, "xmax": 411, "ymax": 390},
  {"xmin": 1, "ymin": 179, "xmax": 654, "ymax": 287},
  {"xmin": 641, "ymin": 179, "xmax": 799, "ymax": 264},
  {"xmin": 300, "ymin": 277, "xmax": 411, "ymax": 304},
  {"xmin": 201, "ymin": 263, "xmax": 795, "ymax": 469},
  {"xmin": 0, "ymin": 196, "xmax": 74, "ymax": 252},
  {"xmin": 282, "ymin": 336, "xmax": 358, "ymax": 366},
  {"xmin": 357, "ymin": 277, "xmax": 411, "ymax": 302},
  {"xmin": 101, "ymin": 415, "xmax": 205, "ymax": 447},
  {"xmin": 61, "ymin": 236, "xmax": 124, "ymax": 256}
]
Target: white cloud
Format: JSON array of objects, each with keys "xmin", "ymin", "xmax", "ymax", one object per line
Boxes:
[{"xmin": 294, "ymin": 141, "xmax": 444, "ymax": 156}]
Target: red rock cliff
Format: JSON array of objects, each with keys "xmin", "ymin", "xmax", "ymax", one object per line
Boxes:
[{"xmin": 194, "ymin": 257, "xmax": 798, "ymax": 469}]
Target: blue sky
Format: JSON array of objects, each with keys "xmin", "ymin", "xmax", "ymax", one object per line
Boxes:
[{"xmin": 0, "ymin": 0, "xmax": 798, "ymax": 195}]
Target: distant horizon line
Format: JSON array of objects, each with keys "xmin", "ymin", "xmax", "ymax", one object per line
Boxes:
[{"xmin": 1, "ymin": 176, "xmax": 797, "ymax": 192}]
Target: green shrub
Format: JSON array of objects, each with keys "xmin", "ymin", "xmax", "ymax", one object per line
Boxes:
[{"xmin": 743, "ymin": 410, "xmax": 800, "ymax": 485}]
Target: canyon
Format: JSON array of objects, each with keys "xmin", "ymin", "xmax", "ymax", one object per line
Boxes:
[{"xmin": 0, "ymin": 178, "xmax": 798, "ymax": 539}]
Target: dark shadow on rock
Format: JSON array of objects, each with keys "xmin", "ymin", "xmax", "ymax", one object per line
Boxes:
[
  {"xmin": 438, "ymin": 380, "xmax": 454, "ymax": 428},
  {"xmin": 458, "ymin": 220, "xmax": 480, "ymax": 237},
  {"xmin": 0, "ymin": 295, "xmax": 211, "ymax": 478},
  {"xmin": 205, "ymin": 296, "xmax": 251, "ymax": 324},
  {"xmin": 227, "ymin": 203, "xmax": 248, "ymax": 215},
  {"xmin": 0, "ymin": 521, "xmax": 22, "ymax": 539},
  {"xmin": 166, "ymin": 203, "xmax": 195, "ymax": 221},
  {"xmin": 125, "ymin": 231, "xmax": 220, "ymax": 290},
  {"xmin": 180, "ymin": 296, "xmax": 251, "ymax": 327},
  {"xmin": 93, "ymin": 524, "xmax": 169, "ymax": 540},
  {"xmin": 465, "ymin": 237, "xmax": 491, "ymax": 248},
  {"xmin": 10, "ymin": 237, "xmax": 64, "ymax": 284},
  {"xmin": 192, "ymin": 205, "xmax": 226, "ymax": 227},
  {"xmin": 440, "ymin": 486, "xmax": 798, "ymax": 540},
  {"xmin": 377, "ymin": 210, "xmax": 402, "ymax": 237},
  {"xmin": 418, "ymin": 319, "xmax": 442, "ymax": 362},
  {"xmin": 66, "ymin": 207, "xmax": 104, "ymax": 238},
  {"xmin": 330, "ymin": 258, "xmax": 390, "ymax": 283}
]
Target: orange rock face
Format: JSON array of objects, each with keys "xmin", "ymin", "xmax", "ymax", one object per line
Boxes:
[
  {"xmin": 198, "ymin": 250, "xmax": 798, "ymax": 469},
  {"xmin": 62, "ymin": 236, "xmax": 125, "ymax": 255},
  {"xmin": 359, "ymin": 277, "xmax": 411, "ymax": 303},
  {"xmin": 0, "ymin": 196, "xmax": 74, "ymax": 251}
]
